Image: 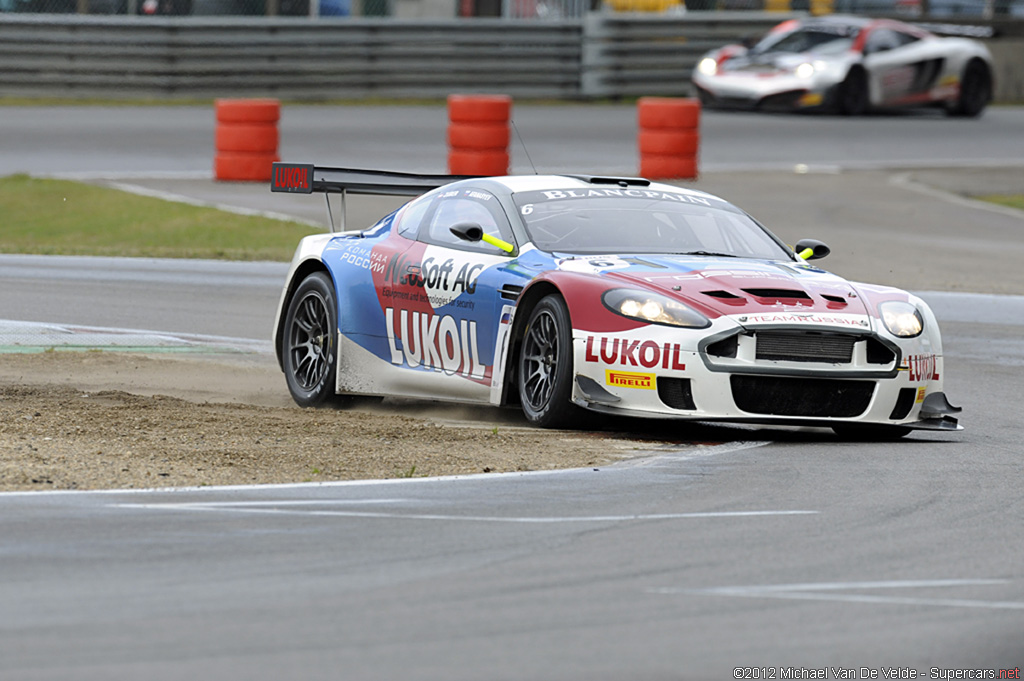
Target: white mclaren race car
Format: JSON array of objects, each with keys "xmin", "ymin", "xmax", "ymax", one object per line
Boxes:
[
  {"xmin": 692, "ymin": 15, "xmax": 994, "ymax": 116},
  {"xmin": 271, "ymin": 165, "xmax": 962, "ymax": 438}
]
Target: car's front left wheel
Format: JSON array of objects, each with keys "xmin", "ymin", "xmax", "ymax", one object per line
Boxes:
[
  {"xmin": 948, "ymin": 59, "xmax": 990, "ymax": 118},
  {"xmin": 837, "ymin": 67, "xmax": 869, "ymax": 116},
  {"xmin": 517, "ymin": 294, "xmax": 580, "ymax": 428},
  {"xmin": 282, "ymin": 271, "xmax": 341, "ymax": 408}
]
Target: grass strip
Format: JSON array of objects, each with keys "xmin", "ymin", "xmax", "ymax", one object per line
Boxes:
[
  {"xmin": 0, "ymin": 174, "xmax": 320, "ymax": 261},
  {"xmin": 977, "ymin": 194, "xmax": 1024, "ymax": 212}
]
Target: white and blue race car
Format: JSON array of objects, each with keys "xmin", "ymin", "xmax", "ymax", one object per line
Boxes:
[
  {"xmin": 692, "ymin": 15, "xmax": 994, "ymax": 116},
  {"xmin": 271, "ymin": 164, "xmax": 961, "ymax": 438}
]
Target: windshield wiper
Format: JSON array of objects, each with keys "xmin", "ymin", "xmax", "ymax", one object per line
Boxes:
[{"xmin": 671, "ymin": 251, "xmax": 739, "ymax": 258}]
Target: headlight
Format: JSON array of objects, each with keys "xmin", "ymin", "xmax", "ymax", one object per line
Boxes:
[
  {"xmin": 697, "ymin": 57, "xmax": 718, "ymax": 77},
  {"xmin": 795, "ymin": 62, "xmax": 815, "ymax": 79},
  {"xmin": 879, "ymin": 301, "xmax": 923, "ymax": 338},
  {"xmin": 602, "ymin": 289, "xmax": 710, "ymax": 329}
]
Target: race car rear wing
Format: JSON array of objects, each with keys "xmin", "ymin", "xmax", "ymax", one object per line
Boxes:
[
  {"xmin": 270, "ymin": 163, "xmax": 478, "ymax": 233},
  {"xmin": 915, "ymin": 22, "xmax": 994, "ymax": 39}
]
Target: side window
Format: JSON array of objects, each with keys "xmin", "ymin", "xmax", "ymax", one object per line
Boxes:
[
  {"xmin": 893, "ymin": 30, "xmax": 919, "ymax": 47},
  {"xmin": 865, "ymin": 29, "xmax": 903, "ymax": 54},
  {"xmin": 395, "ymin": 196, "xmax": 431, "ymax": 239},
  {"xmin": 420, "ymin": 189, "xmax": 516, "ymax": 255}
]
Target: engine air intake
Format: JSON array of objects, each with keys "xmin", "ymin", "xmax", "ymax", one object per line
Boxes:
[
  {"xmin": 731, "ymin": 375, "xmax": 874, "ymax": 417},
  {"xmin": 658, "ymin": 377, "xmax": 696, "ymax": 410}
]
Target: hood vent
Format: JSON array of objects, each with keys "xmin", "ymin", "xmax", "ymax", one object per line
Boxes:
[
  {"xmin": 742, "ymin": 288, "xmax": 812, "ymax": 301},
  {"xmin": 703, "ymin": 290, "xmax": 743, "ymax": 299},
  {"xmin": 821, "ymin": 294, "xmax": 848, "ymax": 305}
]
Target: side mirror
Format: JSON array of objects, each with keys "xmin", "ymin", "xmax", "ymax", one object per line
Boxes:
[
  {"xmin": 795, "ymin": 238, "xmax": 830, "ymax": 261},
  {"xmin": 449, "ymin": 222, "xmax": 515, "ymax": 254},
  {"xmin": 450, "ymin": 222, "xmax": 484, "ymax": 242}
]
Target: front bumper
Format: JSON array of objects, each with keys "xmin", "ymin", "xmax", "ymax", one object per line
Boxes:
[
  {"xmin": 570, "ymin": 323, "xmax": 960, "ymax": 431},
  {"xmin": 693, "ymin": 73, "xmax": 840, "ymax": 112}
]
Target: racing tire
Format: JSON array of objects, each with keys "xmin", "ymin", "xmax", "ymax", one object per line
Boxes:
[
  {"xmin": 447, "ymin": 95, "xmax": 512, "ymax": 124},
  {"xmin": 831, "ymin": 424, "xmax": 912, "ymax": 440},
  {"xmin": 637, "ymin": 97, "xmax": 701, "ymax": 130},
  {"xmin": 215, "ymin": 124, "xmax": 279, "ymax": 154},
  {"xmin": 517, "ymin": 295, "xmax": 580, "ymax": 429},
  {"xmin": 214, "ymin": 152, "xmax": 279, "ymax": 182},
  {"xmin": 215, "ymin": 99, "xmax": 281, "ymax": 124},
  {"xmin": 837, "ymin": 68, "xmax": 869, "ymax": 116},
  {"xmin": 282, "ymin": 271, "xmax": 344, "ymax": 408},
  {"xmin": 948, "ymin": 60, "xmax": 990, "ymax": 119}
]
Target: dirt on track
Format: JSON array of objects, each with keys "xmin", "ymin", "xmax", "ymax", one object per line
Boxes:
[{"xmin": 0, "ymin": 351, "xmax": 664, "ymax": 492}]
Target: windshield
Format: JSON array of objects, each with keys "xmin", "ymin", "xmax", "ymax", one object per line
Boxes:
[
  {"xmin": 512, "ymin": 188, "xmax": 793, "ymax": 260},
  {"xmin": 753, "ymin": 25, "xmax": 859, "ymax": 55}
]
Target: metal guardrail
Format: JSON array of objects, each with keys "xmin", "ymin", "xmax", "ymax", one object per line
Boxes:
[
  {"xmin": 0, "ymin": 16, "xmax": 584, "ymax": 98},
  {"xmin": 582, "ymin": 11, "xmax": 789, "ymax": 96},
  {"xmin": 0, "ymin": 12, "xmax": 1018, "ymax": 99}
]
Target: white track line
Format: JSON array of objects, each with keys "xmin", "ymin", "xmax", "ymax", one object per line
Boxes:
[
  {"xmin": 653, "ymin": 579, "xmax": 1024, "ymax": 611},
  {"xmin": 109, "ymin": 502, "xmax": 819, "ymax": 524}
]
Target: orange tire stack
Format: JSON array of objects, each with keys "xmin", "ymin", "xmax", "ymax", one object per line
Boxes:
[
  {"xmin": 447, "ymin": 95, "xmax": 511, "ymax": 176},
  {"xmin": 637, "ymin": 97, "xmax": 701, "ymax": 181},
  {"xmin": 214, "ymin": 99, "xmax": 281, "ymax": 182}
]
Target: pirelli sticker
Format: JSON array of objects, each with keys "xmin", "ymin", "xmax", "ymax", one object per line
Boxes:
[{"xmin": 606, "ymin": 370, "xmax": 655, "ymax": 390}]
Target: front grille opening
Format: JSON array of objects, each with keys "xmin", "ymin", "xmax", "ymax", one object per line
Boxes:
[
  {"xmin": 866, "ymin": 338, "xmax": 897, "ymax": 365},
  {"xmin": 755, "ymin": 331, "xmax": 855, "ymax": 363},
  {"xmin": 731, "ymin": 375, "xmax": 874, "ymax": 417},
  {"xmin": 889, "ymin": 387, "xmax": 917, "ymax": 420},
  {"xmin": 742, "ymin": 288, "xmax": 812, "ymax": 302},
  {"xmin": 658, "ymin": 377, "xmax": 696, "ymax": 410},
  {"xmin": 706, "ymin": 334, "xmax": 740, "ymax": 359}
]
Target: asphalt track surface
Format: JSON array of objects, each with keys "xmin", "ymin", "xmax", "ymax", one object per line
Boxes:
[{"xmin": 2, "ymin": 105, "xmax": 1024, "ymax": 680}]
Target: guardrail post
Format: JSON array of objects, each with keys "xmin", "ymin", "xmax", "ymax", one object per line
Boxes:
[
  {"xmin": 447, "ymin": 94, "xmax": 512, "ymax": 176},
  {"xmin": 637, "ymin": 97, "xmax": 700, "ymax": 181},
  {"xmin": 214, "ymin": 99, "xmax": 281, "ymax": 183}
]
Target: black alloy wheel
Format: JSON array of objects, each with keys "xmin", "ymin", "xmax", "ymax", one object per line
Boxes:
[
  {"xmin": 282, "ymin": 271, "xmax": 341, "ymax": 408},
  {"xmin": 517, "ymin": 295, "xmax": 579, "ymax": 428}
]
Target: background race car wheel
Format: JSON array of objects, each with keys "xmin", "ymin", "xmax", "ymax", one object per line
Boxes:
[
  {"xmin": 518, "ymin": 295, "xmax": 579, "ymax": 428},
  {"xmin": 837, "ymin": 68, "xmax": 869, "ymax": 116},
  {"xmin": 948, "ymin": 59, "xmax": 991, "ymax": 118},
  {"xmin": 832, "ymin": 424, "xmax": 911, "ymax": 440},
  {"xmin": 282, "ymin": 271, "xmax": 342, "ymax": 408}
]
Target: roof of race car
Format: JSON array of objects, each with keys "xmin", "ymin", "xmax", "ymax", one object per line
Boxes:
[
  {"xmin": 460, "ymin": 173, "xmax": 730, "ymax": 205},
  {"xmin": 792, "ymin": 14, "xmax": 872, "ymax": 28}
]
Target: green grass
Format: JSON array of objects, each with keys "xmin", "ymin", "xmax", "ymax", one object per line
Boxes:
[
  {"xmin": 0, "ymin": 175, "xmax": 322, "ymax": 261},
  {"xmin": 978, "ymin": 194, "xmax": 1024, "ymax": 212}
]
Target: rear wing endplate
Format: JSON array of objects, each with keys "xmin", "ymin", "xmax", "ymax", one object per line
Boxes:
[{"xmin": 270, "ymin": 163, "xmax": 478, "ymax": 233}]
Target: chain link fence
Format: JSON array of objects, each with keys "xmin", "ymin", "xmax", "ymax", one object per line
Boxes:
[{"xmin": 1, "ymin": 0, "xmax": 1020, "ymax": 17}]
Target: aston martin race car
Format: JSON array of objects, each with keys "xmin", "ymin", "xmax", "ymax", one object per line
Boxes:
[
  {"xmin": 691, "ymin": 15, "xmax": 994, "ymax": 116},
  {"xmin": 271, "ymin": 164, "xmax": 961, "ymax": 437}
]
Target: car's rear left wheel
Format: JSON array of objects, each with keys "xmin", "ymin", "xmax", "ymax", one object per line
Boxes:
[
  {"xmin": 282, "ymin": 271, "xmax": 342, "ymax": 408},
  {"xmin": 517, "ymin": 295, "xmax": 580, "ymax": 428}
]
